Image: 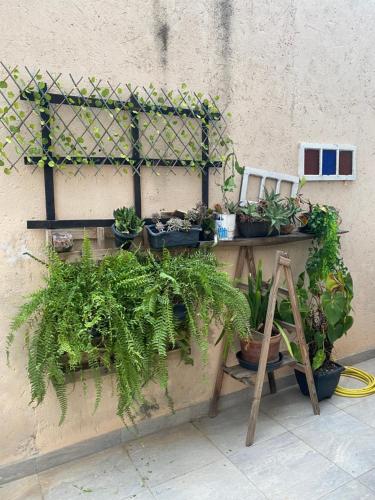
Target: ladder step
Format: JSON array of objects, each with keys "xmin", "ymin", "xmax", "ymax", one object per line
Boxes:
[{"xmin": 223, "ymin": 352, "xmax": 297, "ymax": 384}]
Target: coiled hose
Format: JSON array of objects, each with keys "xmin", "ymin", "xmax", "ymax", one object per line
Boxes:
[{"xmin": 335, "ymin": 366, "xmax": 375, "ymax": 397}]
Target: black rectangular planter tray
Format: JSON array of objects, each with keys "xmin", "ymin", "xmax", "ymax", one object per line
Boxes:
[{"xmin": 146, "ymin": 225, "xmax": 202, "ymax": 249}]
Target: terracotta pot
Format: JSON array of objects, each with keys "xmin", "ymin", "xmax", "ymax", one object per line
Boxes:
[
  {"xmin": 280, "ymin": 223, "xmax": 295, "ymax": 235},
  {"xmin": 240, "ymin": 330, "xmax": 281, "ymax": 365}
]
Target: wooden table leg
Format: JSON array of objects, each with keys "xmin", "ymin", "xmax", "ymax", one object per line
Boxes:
[
  {"xmin": 267, "ymin": 371, "xmax": 277, "ymax": 394},
  {"xmin": 209, "ymin": 246, "xmax": 248, "ymax": 418}
]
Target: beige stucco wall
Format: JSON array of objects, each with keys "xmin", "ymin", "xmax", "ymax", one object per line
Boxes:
[{"xmin": 1, "ymin": 0, "xmax": 374, "ymax": 467}]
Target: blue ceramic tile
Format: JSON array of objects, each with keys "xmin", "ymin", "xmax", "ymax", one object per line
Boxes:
[{"xmin": 322, "ymin": 149, "xmax": 337, "ymax": 175}]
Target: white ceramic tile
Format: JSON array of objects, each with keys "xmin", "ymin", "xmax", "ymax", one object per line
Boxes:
[
  {"xmin": 229, "ymin": 432, "xmax": 349, "ymax": 500},
  {"xmin": 0, "ymin": 475, "xmax": 42, "ymax": 500},
  {"xmin": 126, "ymin": 423, "xmax": 223, "ymax": 488},
  {"xmin": 359, "ymin": 468, "xmax": 375, "ymax": 494},
  {"xmin": 321, "ymin": 479, "xmax": 375, "ymax": 499},
  {"xmin": 343, "ymin": 395, "xmax": 375, "ymax": 428},
  {"xmin": 293, "ymin": 411, "xmax": 375, "ymax": 477},
  {"xmin": 260, "ymin": 385, "xmax": 339, "ymax": 430},
  {"xmin": 152, "ymin": 458, "xmax": 265, "ymax": 499},
  {"xmin": 38, "ymin": 445, "xmax": 145, "ymax": 499},
  {"xmin": 193, "ymin": 399, "xmax": 285, "ymax": 454}
]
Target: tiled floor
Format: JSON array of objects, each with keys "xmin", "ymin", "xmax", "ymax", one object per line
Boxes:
[{"xmin": 2, "ymin": 358, "xmax": 375, "ymax": 500}]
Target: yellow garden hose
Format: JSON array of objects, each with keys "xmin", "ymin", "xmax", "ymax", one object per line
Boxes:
[{"xmin": 335, "ymin": 366, "xmax": 375, "ymax": 397}]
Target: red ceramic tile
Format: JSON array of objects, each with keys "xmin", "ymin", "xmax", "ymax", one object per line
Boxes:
[
  {"xmin": 339, "ymin": 151, "xmax": 353, "ymax": 175},
  {"xmin": 304, "ymin": 149, "xmax": 320, "ymax": 175}
]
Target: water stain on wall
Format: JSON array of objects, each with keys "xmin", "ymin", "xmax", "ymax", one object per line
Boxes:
[
  {"xmin": 214, "ymin": 0, "xmax": 234, "ymax": 93},
  {"xmin": 153, "ymin": 0, "xmax": 170, "ymax": 69}
]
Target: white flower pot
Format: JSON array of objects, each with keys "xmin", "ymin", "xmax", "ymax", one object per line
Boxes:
[{"xmin": 215, "ymin": 214, "xmax": 236, "ymax": 240}]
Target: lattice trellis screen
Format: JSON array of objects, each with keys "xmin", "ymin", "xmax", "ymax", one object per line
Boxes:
[{"xmin": 0, "ymin": 64, "xmax": 232, "ymax": 228}]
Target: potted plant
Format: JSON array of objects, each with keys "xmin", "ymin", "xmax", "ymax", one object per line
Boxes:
[
  {"xmin": 236, "ymin": 189, "xmax": 293, "ymax": 238},
  {"xmin": 280, "ymin": 178, "xmax": 305, "ymax": 234},
  {"xmin": 7, "ymin": 238, "xmax": 250, "ymax": 424},
  {"xmin": 215, "ymin": 152, "xmax": 244, "ymax": 240},
  {"xmin": 186, "ymin": 203, "xmax": 216, "ymax": 242},
  {"xmin": 239, "ymin": 261, "xmax": 281, "ymax": 365},
  {"xmin": 279, "ymin": 271, "xmax": 353, "ymax": 401},
  {"xmin": 236, "ymin": 202, "xmax": 270, "ymax": 238},
  {"xmin": 111, "ymin": 206, "xmax": 144, "ymax": 248},
  {"xmin": 146, "ymin": 211, "xmax": 202, "ymax": 249},
  {"xmin": 279, "ymin": 204, "xmax": 353, "ymax": 400}
]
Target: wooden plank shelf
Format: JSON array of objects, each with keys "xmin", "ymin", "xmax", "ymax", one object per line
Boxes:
[
  {"xmin": 223, "ymin": 351, "xmax": 301, "ymax": 387},
  {"xmin": 217, "ymin": 230, "xmax": 347, "ymax": 248}
]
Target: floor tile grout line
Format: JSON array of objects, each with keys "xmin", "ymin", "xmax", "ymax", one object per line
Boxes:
[
  {"xmin": 288, "ymin": 413, "xmax": 369, "ymax": 479},
  {"xmin": 357, "ymin": 465, "xmax": 375, "ymax": 494},
  {"xmin": 147, "ymin": 457, "xmax": 222, "ymax": 492},
  {"xmin": 124, "ymin": 423, "xmax": 223, "ymax": 490},
  {"xmin": 123, "ymin": 443, "xmax": 156, "ymax": 497},
  {"xmin": 192, "ymin": 406, "xmax": 292, "ymax": 452},
  {"xmin": 35, "ymin": 472, "xmax": 45, "ymax": 500},
  {"xmin": 193, "ymin": 421, "xmax": 269, "ymax": 500},
  {"xmin": 316, "ymin": 476, "xmax": 357, "ymax": 499}
]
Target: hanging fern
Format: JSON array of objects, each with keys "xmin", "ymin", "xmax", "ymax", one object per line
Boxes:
[{"xmin": 7, "ymin": 239, "xmax": 250, "ymax": 423}]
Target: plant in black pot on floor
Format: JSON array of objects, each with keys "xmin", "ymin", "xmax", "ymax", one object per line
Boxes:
[
  {"xmin": 278, "ymin": 205, "xmax": 354, "ymax": 400},
  {"xmin": 112, "ymin": 206, "xmax": 144, "ymax": 248}
]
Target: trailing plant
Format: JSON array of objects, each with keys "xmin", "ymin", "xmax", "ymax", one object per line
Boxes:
[
  {"xmin": 304, "ymin": 204, "xmax": 343, "ymax": 291},
  {"xmin": 218, "ymin": 152, "xmax": 244, "ymax": 213},
  {"xmin": 7, "ymin": 239, "xmax": 250, "ymax": 423},
  {"xmin": 113, "ymin": 206, "xmax": 144, "ymax": 234}
]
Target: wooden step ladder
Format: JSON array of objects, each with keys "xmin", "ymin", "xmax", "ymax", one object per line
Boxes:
[{"xmin": 209, "ymin": 250, "xmax": 320, "ymax": 446}]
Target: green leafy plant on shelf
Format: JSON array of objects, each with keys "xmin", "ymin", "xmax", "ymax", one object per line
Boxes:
[
  {"xmin": 237, "ymin": 188, "xmax": 299, "ymax": 235},
  {"xmin": 113, "ymin": 206, "xmax": 144, "ymax": 235},
  {"xmin": 7, "ymin": 238, "xmax": 250, "ymax": 424}
]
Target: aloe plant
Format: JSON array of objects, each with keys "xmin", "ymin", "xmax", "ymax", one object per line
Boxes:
[{"xmin": 113, "ymin": 207, "xmax": 144, "ymax": 235}]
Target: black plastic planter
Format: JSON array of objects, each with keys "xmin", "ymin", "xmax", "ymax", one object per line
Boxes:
[
  {"xmin": 173, "ymin": 303, "xmax": 187, "ymax": 322},
  {"xmin": 237, "ymin": 218, "xmax": 276, "ymax": 238},
  {"xmin": 111, "ymin": 224, "xmax": 140, "ymax": 249},
  {"xmin": 146, "ymin": 225, "xmax": 201, "ymax": 249},
  {"xmin": 295, "ymin": 362, "xmax": 345, "ymax": 401}
]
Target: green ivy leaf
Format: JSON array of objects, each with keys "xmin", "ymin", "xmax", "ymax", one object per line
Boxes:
[
  {"xmin": 101, "ymin": 88, "xmax": 110, "ymax": 98},
  {"xmin": 3, "ymin": 167, "xmax": 11, "ymax": 175},
  {"xmin": 234, "ymin": 160, "xmax": 245, "ymax": 175},
  {"xmin": 0, "ymin": 81, "xmax": 8, "ymax": 89}
]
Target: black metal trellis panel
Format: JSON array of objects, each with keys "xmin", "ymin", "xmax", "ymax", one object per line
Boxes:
[{"xmin": 0, "ymin": 67, "xmax": 231, "ymax": 229}]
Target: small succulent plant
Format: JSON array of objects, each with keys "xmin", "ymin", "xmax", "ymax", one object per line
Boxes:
[
  {"xmin": 166, "ymin": 218, "xmax": 192, "ymax": 232},
  {"xmin": 113, "ymin": 207, "xmax": 144, "ymax": 234}
]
